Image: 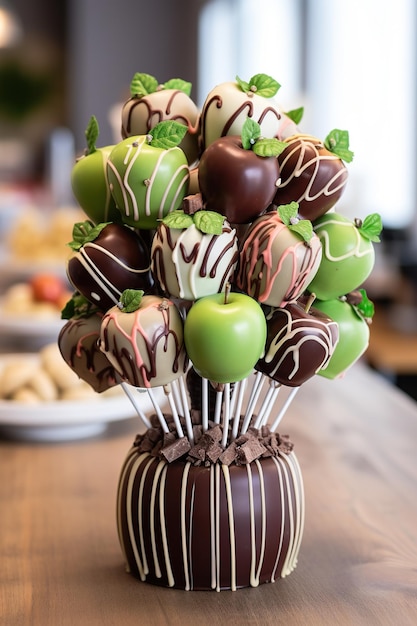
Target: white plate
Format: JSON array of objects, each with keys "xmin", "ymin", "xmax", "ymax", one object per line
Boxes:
[
  {"xmin": 0, "ymin": 354, "xmax": 166, "ymax": 441},
  {"xmin": 0, "ymin": 299, "xmax": 67, "ymax": 351}
]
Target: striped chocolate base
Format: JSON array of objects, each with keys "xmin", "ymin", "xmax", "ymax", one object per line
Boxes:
[{"xmin": 117, "ymin": 446, "xmax": 304, "ymax": 591}]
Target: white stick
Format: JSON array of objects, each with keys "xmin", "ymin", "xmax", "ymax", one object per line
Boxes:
[
  {"xmin": 202, "ymin": 377, "xmax": 209, "ymax": 432},
  {"xmin": 121, "ymin": 382, "xmax": 152, "ymax": 430},
  {"xmin": 221, "ymin": 383, "xmax": 231, "ymax": 448},
  {"xmin": 253, "ymin": 380, "xmax": 281, "ymax": 430},
  {"xmin": 270, "ymin": 387, "xmax": 300, "ymax": 432},
  {"xmin": 146, "ymin": 387, "xmax": 169, "ymax": 433},
  {"xmin": 214, "ymin": 389, "xmax": 223, "ymax": 425},
  {"xmin": 179, "ymin": 375, "xmax": 194, "ymax": 444},
  {"xmin": 240, "ymin": 372, "xmax": 266, "ymax": 434},
  {"xmin": 171, "ymin": 379, "xmax": 183, "ymax": 416},
  {"xmin": 164, "ymin": 384, "xmax": 184, "ymax": 438},
  {"xmin": 231, "ymin": 378, "xmax": 247, "ymax": 441}
]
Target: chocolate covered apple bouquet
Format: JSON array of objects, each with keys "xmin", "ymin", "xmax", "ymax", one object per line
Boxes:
[{"xmin": 58, "ymin": 72, "xmax": 382, "ymax": 591}]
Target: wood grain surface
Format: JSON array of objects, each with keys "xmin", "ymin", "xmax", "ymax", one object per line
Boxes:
[{"xmin": 1, "ymin": 362, "xmax": 417, "ymax": 626}]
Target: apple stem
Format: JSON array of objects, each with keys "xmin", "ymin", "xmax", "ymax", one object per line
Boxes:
[
  {"xmin": 304, "ymin": 292, "xmax": 316, "ymax": 313},
  {"xmin": 224, "ymin": 282, "xmax": 231, "ymax": 305}
]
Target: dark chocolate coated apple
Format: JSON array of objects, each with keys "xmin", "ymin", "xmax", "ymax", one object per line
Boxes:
[
  {"xmin": 198, "ymin": 135, "xmax": 280, "ymax": 224},
  {"xmin": 256, "ymin": 300, "xmax": 339, "ymax": 386},
  {"xmin": 66, "ymin": 222, "xmax": 153, "ymax": 311}
]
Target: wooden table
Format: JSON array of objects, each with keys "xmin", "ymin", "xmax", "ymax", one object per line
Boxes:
[{"xmin": 1, "ymin": 362, "xmax": 417, "ymax": 626}]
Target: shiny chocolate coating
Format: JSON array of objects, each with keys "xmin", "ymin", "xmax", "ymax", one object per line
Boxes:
[
  {"xmin": 273, "ymin": 134, "xmax": 348, "ymax": 221},
  {"xmin": 117, "ymin": 448, "xmax": 304, "ymax": 590},
  {"xmin": 66, "ymin": 223, "xmax": 153, "ymax": 311},
  {"xmin": 256, "ymin": 302, "xmax": 339, "ymax": 387},
  {"xmin": 198, "ymin": 135, "xmax": 280, "ymax": 224}
]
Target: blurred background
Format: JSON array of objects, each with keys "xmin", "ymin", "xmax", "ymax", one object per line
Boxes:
[{"xmin": 0, "ymin": 0, "xmax": 417, "ymax": 396}]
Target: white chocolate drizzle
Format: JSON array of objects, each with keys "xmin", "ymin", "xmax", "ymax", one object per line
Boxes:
[{"xmin": 117, "ymin": 449, "xmax": 304, "ymax": 591}]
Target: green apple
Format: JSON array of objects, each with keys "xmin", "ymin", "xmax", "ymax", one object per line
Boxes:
[
  {"xmin": 184, "ymin": 290, "xmax": 267, "ymax": 383},
  {"xmin": 106, "ymin": 121, "xmax": 190, "ymax": 230},
  {"xmin": 71, "ymin": 116, "xmax": 120, "ymax": 224},
  {"xmin": 307, "ymin": 212, "xmax": 382, "ymax": 300},
  {"xmin": 314, "ymin": 290, "xmax": 373, "ymax": 379}
]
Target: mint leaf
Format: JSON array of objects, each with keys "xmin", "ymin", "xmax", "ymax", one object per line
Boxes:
[
  {"xmin": 358, "ymin": 213, "xmax": 383, "ymax": 242},
  {"xmin": 68, "ymin": 221, "xmax": 110, "ymax": 251},
  {"xmin": 288, "ymin": 219, "xmax": 313, "ymax": 243},
  {"xmin": 164, "ymin": 78, "xmax": 192, "ymax": 96},
  {"xmin": 285, "ymin": 106, "xmax": 304, "ymax": 124},
  {"xmin": 194, "ymin": 210, "xmax": 224, "ymax": 235},
  {"xmin": 241, "ymin": 117, "xmax": 261, "ymax": 150},
  {"xmin": 236, "ymin": 75, "xmax": 250, "ymax": 93},
  {"xmin": 324, "ymin": 129, "xmax": 354, "ymax": 163},
  {"xmin": 277, "ymin": 202, "xmax": 299, "ymax": 225},
  {"xmin": 61, "ymin": 293, "xmax": 99, "ymax": 320},
  {"xmin": 85, "ymin": 115, "xmax": 99, "ymax": 155},
  {"xmin": 119, "ymin": 289, "xmax": 144, "ymax": 313},
  {"xmin": 162, "ymin": 210, "xmax": 194, "ymax": 230},
  {"xmin": 277, "ymin": 202, "xmax": 313, "ymax": 242},
  {"xmin": 148, "ymin": 120, "xmax": 188, "ymax": 149},
  {"xmin": 252, "ymin": 137, "xmax": 287, "ymax": 157},
  {"xmin": 249, "ymin": 73, "xmax": 280, "ymax": 98},
  {"xmin": 130, "ymin": 72, "xmax": 158, "ymax": 97}
]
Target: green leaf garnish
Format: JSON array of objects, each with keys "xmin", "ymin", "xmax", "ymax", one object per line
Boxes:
[
  {"xmin": 324, "ymin": 129, "xmax": 354, "ymax": 163},
  {"xmin": 358, "ymin": 213, "xmax": 383, "ymax": 243},
  {"xmin": 61, "ymin": 293, "xmax": 100, "ymax": 320},
  {"xmin": 253, "ymin": 137, "xmax": 286, "ymax": 157},
  {"xmin": 285, "ymin": 106, "xmax": 304, "ymax": 125},
  {"xmin": 162, "ymin": 210, "xmax": 194, "ymax": 230},
  {"xmin": 241, "ymin": 117, "xmax": 261, "ymax": 150},
  {"xmin": 164, "ymin": 78, "xmax": 192, "ymax": 96},
  {"xmin": 193, "ymin": 210, "xmax": 224, "ymax": 235},
  {"xmin": 236, "ymin": 73, "xmax": 280, "ymax": 98},
  {"xmin": 85, "ymin": 115, "xmax": 99, "ymax": 155},
  {"xmin": 162, "ymin": 209, "xmax": 225, "ymax": 235},
  {"xmin": 130, "ymin": 72, "xmax": 159, "ymax": 97},
  {"xmin": 68, "ymin": 221, "xmax": 110, "ymax": 251},
  {"xmin": 148, "ymin": 120, "xmax": 188, "ymax": 149},
  {"xmin": 241, "ymin": 118, "xmax": 287, "ymax": 157},
  {"xmin": 277, "ymin": 202, "xmax": 313, "ymax": 243},
  {"xmin": 119, "ymin": 289, "xmax": 144, "ymax": 313}
]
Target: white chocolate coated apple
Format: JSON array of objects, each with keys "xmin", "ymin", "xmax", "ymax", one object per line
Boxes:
[
  {"xmin": 200, "ymin": 82, "xmax": 298, "ymax": 150},
  {"xmin": 121, "ymin": 89, "xmax": 200, "ymax": 165},
  {"xmin": 100, "ymin": 295, "xmax": 188, "ymax": 388},
  {"xmin": 151, "ymin": 221, "xmax": 239, "ymax": 300}
]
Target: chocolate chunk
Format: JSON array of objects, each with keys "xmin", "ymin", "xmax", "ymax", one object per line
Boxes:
[
  {"xmin": 219, "ymin": 442, "xmax": 238, "ymax": 466},
  {"xmin": 182, "ymin": 193, "xmax": 203, "ymax": 215},
  {"xmin": 237, "ymin": 439, "xmax": 267, "ymax": 465},
  {"xmin": 206, "ymin": 442, "xmax": 223, "ymax": 463},
  {"xmin": 160, "ymin": 437, "xmax": 191, "ymax": 463}
]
